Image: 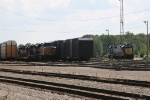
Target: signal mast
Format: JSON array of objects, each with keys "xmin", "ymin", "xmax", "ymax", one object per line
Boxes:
[{"xmin": 119, "ymin": 0, "xmax": 124, "ymax": 44}]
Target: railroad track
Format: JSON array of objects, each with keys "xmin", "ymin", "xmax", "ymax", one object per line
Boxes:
[
  {"xmin": 1, "ymin": 75, "xmax": 150, "ymax": 100},
  {"xmin": 92, "ymin": 66, "xmax": 150, "ymax": 71},
  {"xmin": 1, "ymin": 60, "xmax": 150, "ymax": 72},
  {"xmin": 0, "ymin": 61, "xmax": 150, "ymax": 66},
  {"xmin": 1, "ymin": 60, "xmax": 149, "ymax": 65},
  {"xmin": 0, "ymin": 68, "xmax": 150, "ymax": 88},
  {"xmin": 1, "ymin": 62, "xmax": 150, "ymax": 71}
]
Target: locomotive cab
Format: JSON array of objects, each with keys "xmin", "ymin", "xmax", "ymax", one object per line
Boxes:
[{"xmin": 122, "ymin": 44, "xmax": 134, "ymax": 59}]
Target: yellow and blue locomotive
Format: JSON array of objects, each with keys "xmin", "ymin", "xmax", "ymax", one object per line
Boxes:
[{"xmin": 108, "ymin": 44, "xmax": 134, "ymax": 59}]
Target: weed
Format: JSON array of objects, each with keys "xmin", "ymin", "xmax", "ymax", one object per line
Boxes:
[{"xmin": 113, "ymin": 64, "xmax": 122, "ymax": 71}]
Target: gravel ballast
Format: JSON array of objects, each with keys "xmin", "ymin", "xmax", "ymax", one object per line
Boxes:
[
  {"xmin": 0, "ymin": 65, "xmax": 150, "ymax": 81},
  {"xmin": 0, "ymin": 72, "xmax": 150, "ymax": 96},
  {"xmin": 0, "ymin": 65, "xmax": 150, "ymax": 99},
  {"xmin": 0, "ymin": 83, "xmax": 87, "ymax": 100}
]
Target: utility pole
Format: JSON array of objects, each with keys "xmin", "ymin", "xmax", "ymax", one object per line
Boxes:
[
  {"xmin": 100, "ymin": 42, "xmax": 103, "ymax": 56},
  {"xmin": 119, "ymin": 0, "xmax": 124, "ymax": 44},
  {"xmin": 144, "ymin": 20, "xmax": 149, "ymax": 57},
  {"xmin": 106, "ymin": 29, "xmax": 110, "ymax": 47}
]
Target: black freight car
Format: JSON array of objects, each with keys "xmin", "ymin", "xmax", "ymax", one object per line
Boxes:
[
  {"xmin": 53, "ymin": 40, "xmax": 65, "ymax": 60},
  {"xmin": 72, "ymin": 38, "xmax": 93, "ymax": 61},
  {"xmin": 59, "ymin": 41, "xmax": 65, "ymax": 60},
  {"xmin": 64, "ymin": 38, "xmax": 93, "ymax": 62},
  {"xmin": 64, "ymin": 39, "xmax": 72, "ymax": 61},
  {"xmin": 28, "ymin": 45, "xmax": 37, "ymax": 61}
]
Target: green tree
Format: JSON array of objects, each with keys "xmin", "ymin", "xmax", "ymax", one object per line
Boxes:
[
  {"xmin": 35, "ymin": 43, "xmax": 40, "ymax": 45},
  {"xmin": 25, "ymin": 43, "xmax": 31, "ymax": 46},
  {"xmin": 18, "ymin": 44, "xmax": 24, "ymax": 48}
]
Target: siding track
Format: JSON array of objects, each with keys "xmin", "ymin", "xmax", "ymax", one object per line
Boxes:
[
  {"xmin": 1, "ymin": 75, "xmax": 150, "ymax": 100},
  {"xmin": 1, "ymin": 61, "xmax": 150, "ymax": 71},
  {"xmin": 0, "ymin": 68, "xmax": 150, "ymax": 88}
]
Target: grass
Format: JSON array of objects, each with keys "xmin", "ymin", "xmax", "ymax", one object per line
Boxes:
[
  {"xmin": 111, "ymin": 63, "xmax": 122, "ymax": 71},
  {"xmin": 102, "ymin": 59, "xmax": 109, "ymax": 62},
  {"xmin": 146, "ymin": 57, "xmax": 150, "ymax": 60}
]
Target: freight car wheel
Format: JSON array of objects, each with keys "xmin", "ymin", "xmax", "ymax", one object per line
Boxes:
[
  {"xmin": 130, "ymin": 55, "xmax": 134, "ymax": 59},
  {"xmin": 79, "ymin": 60, "xmax": 82, "ymax": 62},
  {"xmin": 74, "ymin": 60, "xmax": 77, "ymax": 62}
]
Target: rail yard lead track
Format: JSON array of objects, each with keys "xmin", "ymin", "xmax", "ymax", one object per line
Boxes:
[
  {"xmin": 0, "ymin": 75, "xmax": 126, "ymax": 100},
  {"xmin": 0, "ymin": 68, "xmax": 150, "ymax": 88},
  {"xmin": 1, "ymin": 75, "xmax": 150, "ymax": 99},
  {"xmin": 1, "ymin": 61, "xmax": 150, "ymax": 71}
]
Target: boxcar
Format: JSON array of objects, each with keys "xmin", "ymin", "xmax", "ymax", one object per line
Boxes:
[
  {"xmin": 53, "ymin": 40, "xmax": 65, "ymax": 60},
  {"xmin": 72, "ymin": 38, "xmax": 93, "ymax": 61},
  {"xmin": 0, "ymin": 40, "xmax": 17, "ymax": 60},
  {"xmin": 58, "ymin": 41, "xmax": 65, "ymax": 60},
  {"xmin": 0, "ymin": 44, "xmax": 1, "ymax": 59},
  {"xmin": 63, "ymin": 38, "xmax": 93, "ymax": 61},
  {"xmin": 64, "ymin": 39, "xmax": 72, "ymax": 60}
]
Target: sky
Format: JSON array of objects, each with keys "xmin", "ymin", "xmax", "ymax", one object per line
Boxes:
[{"xmin": 0, "ymin": 0, "xmax": 150, "ymax": 45}]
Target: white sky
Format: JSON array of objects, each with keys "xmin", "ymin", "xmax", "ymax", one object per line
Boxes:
[{"xmin": 0, "ymin": 0, "xmax": 149, "ymax": 44}]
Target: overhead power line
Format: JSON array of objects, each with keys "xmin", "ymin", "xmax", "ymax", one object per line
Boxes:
[
  {"xmin": 0, "ymin": 26, "xmax": 145, "ymax": 33},
  {"xmin": 125, "ymin": 26, "xmax": 145, "ymax": 30},
  {"xmin": 1, "ymin": 28, "xmax": 37, "ymax": 32},
  {"xmin": 0, "ymin": 6, "xmax": 150, "ymax": 21},
  {"xmin": 104, "ymin": 26, "xmax": 145, "ymax": 32},
  {"xmin": 0, "ymin": 28, "xmax": 105, "ymax": 33}
]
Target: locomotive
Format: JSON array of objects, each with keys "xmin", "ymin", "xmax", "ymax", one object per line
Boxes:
[
  {"xmin": 108, "ymin": 44, "xmax": 134, "ymax": 59},
  {"xmin": 17, "ymin": 42, "xmax": 57, "ymax": 61}
]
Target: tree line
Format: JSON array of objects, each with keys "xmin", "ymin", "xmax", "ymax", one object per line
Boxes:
[{"xmin": 18, "ymin": 43, "xmax": 40, "ymax": 47}]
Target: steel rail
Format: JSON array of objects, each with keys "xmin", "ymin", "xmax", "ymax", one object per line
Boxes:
[
  {"xmin": 0, "ymin": 68, "xmax": 150, "ymax": 88},
  {"xmin": 0, "ymin": 76, "xmax": 127, "ymax": 100},
  {"xmin": 1, "ymin": 76, "xmax": 150, "ymax": 99}
]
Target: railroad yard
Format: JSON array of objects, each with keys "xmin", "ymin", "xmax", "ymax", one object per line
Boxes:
[
  {"xmin": 0, "ymin": 58, "xmax": 149, "ymax": 100},
  {"xmin": 1, "ymin": 0, "xmax": 150, "ymax": 99}
]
